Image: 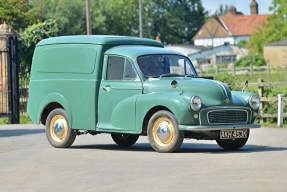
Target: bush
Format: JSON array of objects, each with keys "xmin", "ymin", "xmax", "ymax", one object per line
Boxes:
[
  {"xmin": 235, "ymin": 52, "xmax": 266, "ymax": 67},
  {"xmin": 213, "ymin": 73, "xmax": 242, "ymax": 91}
]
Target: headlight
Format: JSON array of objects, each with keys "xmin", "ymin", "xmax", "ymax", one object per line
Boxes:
[
  {"xmin": 190, "ymin": 96, "xmax": 202, "ymax": 111},
  {"xmin": 249, "ymin": 95, "xmax": 260, "ymax": 110}
]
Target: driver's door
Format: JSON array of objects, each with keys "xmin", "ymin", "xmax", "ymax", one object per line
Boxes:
[{"xmin": 97, "ymin": 55, "xmax": 142, "ymax": 132}]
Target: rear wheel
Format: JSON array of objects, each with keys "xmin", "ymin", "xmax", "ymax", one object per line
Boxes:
[
  {"xmin": 147, "ymin": 110, "xmax": 184, "ymax": 153},
  {"xmin": 216, "ymin": 129, "xmax": 249, "ymax": 150},
  {"xmin": 45, "ymin": 108, "xmax": 77, "ymax": 148},
  {"xmin": 111, "ymin": 134, "xmax": 139, "ymax": 146}
]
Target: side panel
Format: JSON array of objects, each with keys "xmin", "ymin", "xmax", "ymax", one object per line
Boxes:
[{"xmin": 28, "ymin": 44, "xmax": 101, "ymax": 130}]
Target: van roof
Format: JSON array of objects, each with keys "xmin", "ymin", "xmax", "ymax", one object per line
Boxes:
[
  {"xmin": 37, "ymin": 35, "xmax": 163, "ymax": 47},
  {"xmin": 105, "ymin": 45, "xmax": 183, "ymax": 60}
]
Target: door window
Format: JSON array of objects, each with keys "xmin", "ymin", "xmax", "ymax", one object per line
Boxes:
[{"xmin": 106, "ymin": 56, "xmax": 137, "ymax": 80}]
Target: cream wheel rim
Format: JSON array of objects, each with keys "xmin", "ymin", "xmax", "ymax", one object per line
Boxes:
[
  {"xmin": 152, "ymin": 117, "xmax": 175, "ymax": 146},
  {"xmin": 49, "ymin": 115, "xmax": 68, "ymax": 142}
]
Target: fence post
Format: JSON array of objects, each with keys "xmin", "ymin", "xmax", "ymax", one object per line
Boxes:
[
  {"xmin": 250, "ymin": 64, "xmax": 253, "ymax": 75},
  {"xmin": 233, "ymin": 64, "xmax": 236, "ymax": 75},
  {"xmin": 277, "ymin": 94, "xmax": 284, "ymax": 127},
  {"xmin": 267, "ymin": 63, "xmax": 270, "ymax": 76},
  {"xmin": 258, "ymin": 79, "xmax": 264, "ymax": 124}
]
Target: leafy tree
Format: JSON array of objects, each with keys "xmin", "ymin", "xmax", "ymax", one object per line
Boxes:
[
  {"xmin": 145, "ymin": 0, "xmax": 207, "ymax": 44},
  {"xmin": 247, "ymin": 0, "xmax": 287, "ymax": 53},
  {"xmin": 19, "ymin": 19, "xmax": 59, "ymax": 78},
  {"xmin": 31, "ymin": 0, "xmax": 207, "ymax": 44},
  {"xmin": 0, "ymin": 0, "xmax": 41, "ymax": 31},
  {"xmin": 98, "ymin": 0, "xmax": 139, "ymax": 36},
  {"xmin": 214, "ymin": 4, "xmax": 231, "ymax": 16},
  {"xmin": 31, "ymin": 0, "xmax": 86, "ymax": 35}
]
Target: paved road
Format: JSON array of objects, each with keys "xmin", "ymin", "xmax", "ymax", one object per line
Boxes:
[{"xmin": 0, "ymin": 124, "xmax": 287, "ymax": 192}]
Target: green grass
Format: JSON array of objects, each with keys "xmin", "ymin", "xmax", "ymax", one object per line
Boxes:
[
  {"xmin": 235, "ymin": 73, "xmax": 287, "ymax": 83},
  {"xmin": 0, "ymin": 115, "xmax": 33, "ymax": 125}
]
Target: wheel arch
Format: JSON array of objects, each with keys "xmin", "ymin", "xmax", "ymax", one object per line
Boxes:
[
  {"xmin": 40, "ymin": 102, "xmax": 64, "ymax": 125},
  {"xmin": 38, "ymin": 93, "xmax": 72, "ymax": 126},
  {"xmin": 141, "ymin": 105, "xmax": 173, "ymax": 135}
]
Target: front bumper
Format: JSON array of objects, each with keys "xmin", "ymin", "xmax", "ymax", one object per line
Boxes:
[{"xmin": 179, "ymin": 123, "xmax": 261, "ymax": 131}]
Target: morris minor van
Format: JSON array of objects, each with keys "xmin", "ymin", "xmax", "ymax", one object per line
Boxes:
[{"xmin": 27, "ymin": 35, "xmax": 260, "ymax": 153}]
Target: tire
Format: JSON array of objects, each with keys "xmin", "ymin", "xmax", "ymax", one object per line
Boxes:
[
  {"xmin": 111, "ymin": 134, "xmax": 139, "ymax": 146},
  {"xmin": 216, "ymin": 129, "xmax": 250, "ymax": 150},
  {"xmin": 147, "ymin": 110, "xmax": 184, "ymax": 153},
  {"xmin": 45, "ymin": 108, "xmax": 77, "ymax": 148}
]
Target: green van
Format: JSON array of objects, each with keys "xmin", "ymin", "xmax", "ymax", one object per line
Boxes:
[{"xmin": 27, "ymin": 35, "xmax": 260, "ymax": 153}]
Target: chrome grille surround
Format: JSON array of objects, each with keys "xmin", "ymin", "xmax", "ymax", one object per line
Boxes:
[{"xmin": 207, "ymin": 108, "xmax": 248, "ymax": 125}]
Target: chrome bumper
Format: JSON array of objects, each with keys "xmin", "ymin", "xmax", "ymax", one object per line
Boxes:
[{"xmin": 179, "ymin": 123, "xmax": 261, "ymax": 131}]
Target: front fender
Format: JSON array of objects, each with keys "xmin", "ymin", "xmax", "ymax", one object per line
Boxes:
[
  {"xmin": 135, "ymin": 91, "xmax": 195, "ymax": 133},
  {"xmin": 231, "ymin": 91, "xmax": 256, "ymax": 106}
]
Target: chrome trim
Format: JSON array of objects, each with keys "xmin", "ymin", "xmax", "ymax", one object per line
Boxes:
[
  {"xmin": 199, "ymin": 106, "xmax": 252, "ymax": 125},
  {"xmin": 213, "ymin": 80, "xmax": 229, "ymax": 98},
  {"xmin": 53, "ymin": 119, "xmax": 65, "ymax": 137},
  {"xmin": 190, "ymin": 96, "xmax": 202, "ymax": 111},
  {"xmin": 207, "ymin": 109, "xmax": 249, "ymax": 124},
  {"xmin": 157, "ymin": 122, "xmax": 171, "ymax": 141},
  {"xmin": 179, "ymin": 123, "xmax": 261, "ymax": 131},
  {"xmin": 249, "ymin": 95, "xmax": 260, "ymax": 110}
]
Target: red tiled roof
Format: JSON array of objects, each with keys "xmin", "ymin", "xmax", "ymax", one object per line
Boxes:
[
  {"xmin": 193, "ymin": 17, "xmax": 229, "ymax": 39},
  {"xmin": 220, "ymin": 14, "xmax": 269, "ymax": 36},
  {"xmin": 193, "ymin": 14, "xmax": 269, "ymax": 39}
]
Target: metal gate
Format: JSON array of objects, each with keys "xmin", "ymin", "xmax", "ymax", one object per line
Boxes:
[{"xmin": 0, "ymin": 36, "xmax": 19, "ymax": 124}]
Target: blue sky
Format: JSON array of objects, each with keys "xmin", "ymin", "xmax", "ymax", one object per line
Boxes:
[{"xmin": 201, "ymin": 0, "xmax": 273, "ymax": 15}]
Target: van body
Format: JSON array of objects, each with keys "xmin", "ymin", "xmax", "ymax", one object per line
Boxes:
[{"xmin": 28, "ymin": 35, "xmax": 260, "ymax": 152}]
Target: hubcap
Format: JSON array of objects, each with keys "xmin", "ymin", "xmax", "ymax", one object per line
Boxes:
[
  {"xmin": 152, "ymin": 117, "xmax": 175, "ymax": 145},
  {"xmin": 49, "ymin": 115, "xmax": 68, "ymax": 142},
  {"xmin": 157, "ymin": 122, "xmax": 170, "ymax": 141}
]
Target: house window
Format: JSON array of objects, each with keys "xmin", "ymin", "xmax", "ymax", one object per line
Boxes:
[
  {"xmin": 216, "ymin": 55, "xmax": 237, "ymax": 64},
  {"xmin": 196, "ymin": 58, "xmax": 211, "ymax": 65}
]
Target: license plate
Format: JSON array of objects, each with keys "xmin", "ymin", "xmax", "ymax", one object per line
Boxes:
[{"xmin": 220, "ymin": 130, "xmax": 248, "ymax": 139}]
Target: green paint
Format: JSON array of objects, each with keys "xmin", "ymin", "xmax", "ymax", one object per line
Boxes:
[{"xmin": 28, "ymin": 35, "xmax": 260, "ymax": 135}]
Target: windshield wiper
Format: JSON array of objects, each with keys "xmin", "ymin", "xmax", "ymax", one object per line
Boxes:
[
  {"xmin": 184, "ymin": 74, "xmax": 197, "ymax": 78},
  {"xmin": 159, "ymin": 73, "xmax": 182, "ymax": 78}
]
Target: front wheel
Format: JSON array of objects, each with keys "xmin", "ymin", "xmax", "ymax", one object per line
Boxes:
[
  {"xmin": 111, "ymin": 134, "xmax": 139, "ymax": 146},
  {"xmin": 45, "ymin": 108, "xmax": 77, "ymax": 148},
  {"xmin": 147, "ymin": 110, "xmax": 184, "ymax": 153},
  {"xmin": 216, "ymin": 130, "xmax": 249, "ymax": 150}
]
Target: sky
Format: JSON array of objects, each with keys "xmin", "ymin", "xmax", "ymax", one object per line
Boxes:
[{"xmin": 201, "ymin": 0, "xmax": 273, "ymax": 15}]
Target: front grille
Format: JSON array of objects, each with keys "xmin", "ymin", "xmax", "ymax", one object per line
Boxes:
[{"xmin": 208, "ymin": 110, "xmax": 248, "ymax": 124}]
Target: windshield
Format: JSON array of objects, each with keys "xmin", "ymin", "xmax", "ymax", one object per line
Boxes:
[{"xmin": 137, "ymin": 54, "xmax": 197, "ymax": 78}]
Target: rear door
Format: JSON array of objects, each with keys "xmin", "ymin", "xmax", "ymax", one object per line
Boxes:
[{"xmin": 97, "ymin": 55, "xmax": 142, "ymax": 132}]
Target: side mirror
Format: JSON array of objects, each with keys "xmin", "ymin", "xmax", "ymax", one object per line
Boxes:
[{"xmin": 242, "ymin": 80, "xmax": 248, "ymax": 92}]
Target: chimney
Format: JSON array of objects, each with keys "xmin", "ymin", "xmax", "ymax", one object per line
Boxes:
[
  {"xmin": 229, "ymin": 6, "xmax": 237, "ymax": 15},
  {"xmin": 250, "ymin": 0, "xmax": 258, "ymax": 15}
]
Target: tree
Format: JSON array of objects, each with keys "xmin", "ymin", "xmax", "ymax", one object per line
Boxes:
[
  {"xmin": 31, "ymin": 0, "xmax": 86, "ymax": 35},
  {"xmin": 247, "ymin": 0, "xmax": 287, "ymax": 53},
  {"xmin": 145, "ymin": 0, "xmax": 207, "ymax": 44},
  {"xmin": 214, "ymin": 4, "xmax": 231, "ymax": 16},
  {"xmin": 97, "ymin": 0, "xmax": 139, "ymax": 36},
  {"xmin": 0, "ymin": 0, "xmax": 41, "ymax": 31},
  {"xmin": 31, "ymin": 0, "xmax": 207, "ymax": 44}
]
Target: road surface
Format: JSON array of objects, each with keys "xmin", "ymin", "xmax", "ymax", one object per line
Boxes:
[{"xmin": 0, "ymin": 124, "xmax": 287, "ymax": 192}]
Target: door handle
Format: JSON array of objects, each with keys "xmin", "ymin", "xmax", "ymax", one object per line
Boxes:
[{"xmin": 101, "ymin": 85, "xmax": 111, "ymax": 92}]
